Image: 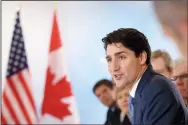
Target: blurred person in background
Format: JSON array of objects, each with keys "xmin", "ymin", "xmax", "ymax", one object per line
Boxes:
[
  {"xmin": 151, "ymin": 49, "xmax": 173, "ymax": 79},
  {"xmin": 102, "ymin": 28, "xmax": 186, "ymax": 124},
  {"xmin": 112, "ymin": 78, "xmax": 117, "ymax": 100},
  {"xmin": 153, "ymin": 1, "xmax": 188, "ymax": 61},
  {"xmin": 116, "ymin": 84, "xmax": 132, "ymax": 125},
  {"xmin": 93, "ymin": 79, "xmax": 125, "ymax": 125},
  {"xmin": 172, "ymin": 59, "xmax": 188, "ymax": 106}
]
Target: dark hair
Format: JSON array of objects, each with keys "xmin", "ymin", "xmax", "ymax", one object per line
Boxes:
[
  {"xmin": 102, "ymin": 28, "xmax": 151, "ymax": 65},
  {"xmin": 93, "ymin": 79, "xmax": 113, "ymax": 94}
]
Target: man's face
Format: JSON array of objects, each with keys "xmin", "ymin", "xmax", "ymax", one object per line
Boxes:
[
  {"xmin": 173, "ymin": 61, "xmax": 188, "ymax": 100},
  {"xmin": 106, "ymin": 43, "xmax": 143, "ymax": 87},
  {"xmin": 95, "ymin": 84, "xmax": 114, "ymax": 107},
  {"xmin": 151, "ymin": 57, "xmax": 172, "ymax": 78}
]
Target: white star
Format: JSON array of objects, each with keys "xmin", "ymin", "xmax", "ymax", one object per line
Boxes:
[
  {"xmin": 22, "ymin": 52, "xmax": 26, "ymax": 56},
  {"xmin": 11, "ymin": 47, "xmax": 16, "ymax": 52},
  {"xmin": 13, "ymin": 41, "xmax": 18, "ymax": 46},
  {"xmin": 15, "ymin": 55, "xmax": 20, "ymax": 60},
  {"xmin": 12, "ymin": 67, "xmax": 17, "ymax": 72},
  {"xmin": 21, "ymin": 57, "xmax": 26, "ymax": 62},
  {"xmin": 14, "ymin": 61, "xmax": 19, "ymax": 66},
  {"xmin": 16, "ymin": 23, "xmax": 20, "ymax": 28},
  {"xmin": 9, "ymin": 59, "xmax": 13, "ymax": 64},
  {"xmin": 16, "ymin": 49, "xmax": 22, "ymax": 54},
  {"xmin": 18, "ymin": 43, "xmax": 23, "ymax": 48},
  {"xmin": 14, "ymin": 35, "xmax": 19, "ymax": 40},
  {"xmin": 8, "ymin": 66, "xmax": 11, "ymax": 70},
  {"xmin": 16, "ymin": 28, "xmax": 21, "ymax": 34},
  {"xmin": 20, "ymin": 37, "xmax": 24, "ymax": 42},
  {"xmin": 10, "ymin": 53, "xmax": 14, "ymax": 58},
  {"xmin": 20, "ymin": 63, "xmax": 24, "ymax": 68}
]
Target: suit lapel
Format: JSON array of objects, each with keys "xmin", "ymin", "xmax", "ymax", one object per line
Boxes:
[{"xmin": 134, "ymin": 65, "xmax": 154, "ymax": 123}]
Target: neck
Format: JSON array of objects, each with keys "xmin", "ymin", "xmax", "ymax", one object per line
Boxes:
[
  {"xmin": 184, "ymin": 98, "xmax": 188, "ymax": 106},
  {"xmin": 130, "ymin": 65, "xmax": 148, "ymax": 90},
  {"xmin": 109, "ymin": 101, "xmax": 116, "ymax": 107}
]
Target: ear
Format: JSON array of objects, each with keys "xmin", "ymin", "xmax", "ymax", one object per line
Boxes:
[{"xmin": 139, "ymin": 51, "xmax": 147, "ymax": 65}]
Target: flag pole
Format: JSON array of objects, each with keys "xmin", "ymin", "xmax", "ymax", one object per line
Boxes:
[
  {"xmin": 53, "ymin": 1, "xmax": 58, "ymax": 12},
  {"xmin": 17, "ymin": 1, "xmax": 22, "ymax": 12}
]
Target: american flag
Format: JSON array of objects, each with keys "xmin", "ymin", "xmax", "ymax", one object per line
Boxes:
[{"xmin": 1, "ymin": 11, "xmax": 38, "ymax": 124}]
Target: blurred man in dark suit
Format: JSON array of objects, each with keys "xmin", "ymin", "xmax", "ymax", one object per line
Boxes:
[
  {"xmin": 172, "ymin": 59, "xmax": 188, "ymax": 106},
  {"xmin": 154, "ymin": 2, "xmax": 188, "ymax": 122},
  {"xmin": 102, "ymin": 28, "xmax": 186, "ymax": 124},
  {"xmin": 153, "ymin": 1, "xmax": 187, "ymax": 61},
  {"xmin": 93, "ymin": 79, "xmax": 130, "ymax": 125}
]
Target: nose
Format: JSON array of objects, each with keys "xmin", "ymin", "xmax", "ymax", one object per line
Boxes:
[
  {"xmin": 176, "ymin": 78, "xmax": 183, "ymax": 86},
  {"xmin": 111, "ymin": 59, "xmax": 120, "ymax": 72}
]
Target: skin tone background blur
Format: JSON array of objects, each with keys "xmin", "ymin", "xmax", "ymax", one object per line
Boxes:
[{"xmin": 2, "ymin": 1, "xmax": 182, "ymax": 124}]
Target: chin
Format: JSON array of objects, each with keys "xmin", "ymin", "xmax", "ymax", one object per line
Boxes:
[{"xmin": 116, "ymin": 82, "xmax": 124, "ymax": 87}]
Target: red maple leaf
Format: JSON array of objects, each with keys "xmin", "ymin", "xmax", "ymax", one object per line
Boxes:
[{"xmin": 42, "ymin": 68, "xmax": 73, "ymax": 120}]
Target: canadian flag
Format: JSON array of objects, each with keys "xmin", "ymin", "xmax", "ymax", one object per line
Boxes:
[{"xmin": 39, "ymin": 11, "xmax": 80, "ymax": 124}]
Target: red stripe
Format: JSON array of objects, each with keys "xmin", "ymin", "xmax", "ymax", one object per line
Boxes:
[
  {"xmin": 18, "ymin": 71, "xmax": 37, "ymax": 116},
  {"xmin": 3, "ymin": 92, "xmax": 19, "ymax": 124},
  {"xmin": 7, "ymin": 77, "xmax": 31, "ymax": 124},
  {"xmin": 1, "ymin": 113, "xmax": 8, "ymax": 124}
]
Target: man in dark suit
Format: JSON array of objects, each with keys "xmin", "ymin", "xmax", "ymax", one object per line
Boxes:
[
  {"xmin": 173, "ymin": 59, "xmax": 188, "ymax": 106},
  {"xmin": 102, "ymin": 28, "xmax": 187, "ymax": 124},
  {"xmin": 93, "ymin": 79, "xmax": 131, "ymax": 125}
]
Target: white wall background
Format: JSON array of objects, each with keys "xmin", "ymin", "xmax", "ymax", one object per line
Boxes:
[{"xmin": 2, "ymin": 1, "xmax": 181, "ymax": 123}]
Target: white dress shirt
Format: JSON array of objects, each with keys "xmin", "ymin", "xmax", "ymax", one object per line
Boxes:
[
  {"xmin": 120, "ymin": 112, "xmax": 125, "ymax": 123},
  {"xmin": 129, "ymin": 77, "xmax": 141, "ymax": 98}
]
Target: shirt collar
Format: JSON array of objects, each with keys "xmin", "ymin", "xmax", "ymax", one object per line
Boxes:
[{"xmin": 129, "ymin": 77, "xmax": 141, "ymax": 98}]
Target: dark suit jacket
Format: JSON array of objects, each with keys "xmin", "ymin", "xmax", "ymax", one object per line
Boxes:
[
  {"xmin": 133, "ymin": 65, "xmax": 187, "ymax": 124},
  {"xmin": 121, "ymin": 115, "xmax": 131, "ymax": 125},
  {"xmin": 104, "ymin": 104, "xmax": 131, "ymax": 125}
]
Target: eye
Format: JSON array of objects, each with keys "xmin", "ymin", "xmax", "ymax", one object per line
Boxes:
[
  {"xmin": 103, "ymin": 89, "xmax": 107, "ymax": 94},
  {"xmin": 106, "ymin": 58, "xmax": 112, "ymax": 63},
  {"xmin": 117, "ymin": 95, "xmax": 122, "ymax": 100},
  {"xmin": 97, "ymin": 94, "xmax": 101, "ymax": 98},
  {"xmin": 119, "ymin": 55, "xmax": 126, "ymax": 60}
]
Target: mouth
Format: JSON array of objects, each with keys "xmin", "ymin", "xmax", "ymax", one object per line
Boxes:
[
  {"xmin": 178, "ymin": 87, "xmax": 185, "ymax": 91},
  {"xmin": 114, "ymin": 74, "xmax": 123, "ymax": 80},
  {"xmin": 179, "ymin": 89, "xmax": 185, "ymax": 92},
  {"xmin": 122, "ymin": 103, "xmax": 128, "ymax": 107}
]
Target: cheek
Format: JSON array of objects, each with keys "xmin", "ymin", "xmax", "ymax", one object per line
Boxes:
[
  {"xmin": 108, "ymin": 64, "xmax": 112, "ymax": 74},
  {"xmin": 183, "ymin": 79, "xmax": 188, "ymax": 90},
  {"xmin": 106, "ymin": 92, "xmax": 112, "ymax": 98},
  {"xmin": 123, "ymin": 64, "xmax": 136, "ymax": 76},
  {"xmin": 119, "ymin": 100, "xmax": 124, "ymax": 107},
  {"xmin": 120, "ymin": 62, "xmax": 129, "ymax": 74},
  {"xmin": 120, "ymin": 58, "xmax": 137, "ymax": 71},
  {"xmin": 117, "ymin": 100, "xmax": 121, "ymax": 106}
]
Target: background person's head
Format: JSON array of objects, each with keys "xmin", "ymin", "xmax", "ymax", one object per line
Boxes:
[
  {"xmin": 116, "ymin": 84, "xmax": 131, "ymax": 115},
  {"xmin": 172, "ymin": 59, "xmax": 188, "ymax": 105},
  {"xmin": 111, "ymin": 79, "xmax": 117, "ymax": 100},
  {"xmin": 153, "ymin": 1, "xmax": 188, "ymax": 60},
  {"xmin": 151, "ymin": 49, "xmax": 173, "ymax": 78},
  {"xmin": 102, "ymin": 28, "xmax": 151, "ymax": 88},
  {"xmin": 93, "ymin": 79, "xmax": 115, "ymax": 107}
]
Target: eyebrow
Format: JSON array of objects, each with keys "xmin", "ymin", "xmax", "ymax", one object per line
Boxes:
[{"xmin": 106, "ymin": 51, "xmax": 127, "ymax": 59}]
